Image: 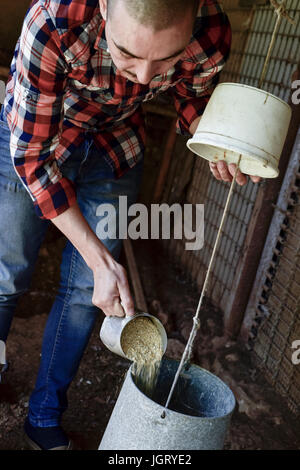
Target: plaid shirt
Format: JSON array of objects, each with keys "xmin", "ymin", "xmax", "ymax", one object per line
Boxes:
[{"xmin": 3, "ymin": 0, "xmax": 231, "ymax": 220}]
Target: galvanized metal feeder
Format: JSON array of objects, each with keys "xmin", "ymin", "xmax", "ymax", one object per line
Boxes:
[{"xmin": 99, "ymin": 358, "xmax": 235, "ymax": 450}]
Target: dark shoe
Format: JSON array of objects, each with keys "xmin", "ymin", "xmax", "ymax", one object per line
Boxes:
[{"xmin": 24, "ymin": 417, "xmax": 73, "ymax": 450}]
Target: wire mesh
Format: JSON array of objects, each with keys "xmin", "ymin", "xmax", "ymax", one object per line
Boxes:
[{"xmin": 239, "ymin": 0, "xmax": 300, "ymax": 100}]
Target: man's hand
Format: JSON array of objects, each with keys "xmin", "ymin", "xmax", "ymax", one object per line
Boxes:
[
  {"xmin": 91, "ymin": 254, "xmax": 135, "ymax": 317},
  {"xmin": 209, "ymin": 161, "xmax": 261, "ymax": 185}
]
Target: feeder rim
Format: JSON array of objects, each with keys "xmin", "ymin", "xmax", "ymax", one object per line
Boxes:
[
  {"xmin": 128, "ymin": 359, "xmax": 236, "ymax": 421},
  {"xmin": 216, "ymin": 82, "xmax": 291, "ymax": 109}
]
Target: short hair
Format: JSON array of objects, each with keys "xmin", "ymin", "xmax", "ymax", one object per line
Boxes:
[{"xmin": 107, "ymin": 0, "xmax": 199, "ymax": 30}]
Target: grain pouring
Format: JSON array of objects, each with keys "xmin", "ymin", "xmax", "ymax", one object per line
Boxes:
[{"xmin": 121, "ymin": 316, "xmax": 164, "ymax": 396}]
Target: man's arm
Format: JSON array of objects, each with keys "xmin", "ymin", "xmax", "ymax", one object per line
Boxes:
[
  {"xmin": 6, "ymin": 2, "xmax": 76, "ymax": 220},
  {"xmin": 174, "ymin": 3, "xmax": 259, "ymax": 186},
  {"xmin": 6, "ymin": 3, "xmax": 134, "ymax": 317},
  {"xmin": 189, "ymin": 116, "xmax": 201, "ymax": 136},
  {"xmin": 51, "ymin": 203, "xmax": 135, "ymax": 317}
]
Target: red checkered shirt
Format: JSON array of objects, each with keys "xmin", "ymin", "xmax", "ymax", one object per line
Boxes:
[{"xmin": 3, "ymin": 0, "xmax": 231, "ymax": 219}]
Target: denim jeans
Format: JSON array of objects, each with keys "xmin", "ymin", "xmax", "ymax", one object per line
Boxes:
[{"xmin": 0, "ymin": 106, "xmax": 144, "ymax": 427}]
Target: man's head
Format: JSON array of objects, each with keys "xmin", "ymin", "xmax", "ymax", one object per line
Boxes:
[
  {"xmin": 99, "ymin": 0, "xmax": 199, "ymax": 85},
  {"xmin": 107, "ymin": 0, "xmax": 199, "ymax": 30}
]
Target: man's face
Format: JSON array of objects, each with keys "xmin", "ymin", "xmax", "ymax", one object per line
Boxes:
[{"xmin": 99, "ymin": 0, "xmax": 194, "ymax": 85}]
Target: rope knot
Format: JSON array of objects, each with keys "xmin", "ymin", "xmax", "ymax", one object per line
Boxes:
[
  {"xmin": 193, "ymin": 317, "xmax": 201, "ymax": 330},
  {"xmin": 270, "ymin": 0, "xmax": 296, "ymax": 25},
  {"xmin": 276, "ymin": 5, "xmax": 285, "ymax": 17}
]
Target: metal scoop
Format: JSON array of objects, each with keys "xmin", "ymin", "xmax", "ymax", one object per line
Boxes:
[{"xmin": 99, "ymin": 312, "xmax": 167, "ymax": 360}]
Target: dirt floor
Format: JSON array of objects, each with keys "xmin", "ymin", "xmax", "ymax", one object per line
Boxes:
[{"xmin": 0, "ymin": 229, "xmax": 300, "ymax": 451}]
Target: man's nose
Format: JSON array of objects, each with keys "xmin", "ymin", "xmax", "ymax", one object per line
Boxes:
[{"xmin": 136, "ymin": 61, "xmax": 155, "ymax": 85}]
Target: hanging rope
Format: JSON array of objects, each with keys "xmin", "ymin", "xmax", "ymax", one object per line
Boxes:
[
  {"xmin": 161, "ymin": 156, "xmax": 242, "ymax": 417},
  {"xmin": 259, "ymin": 0, "xmax": 296, "ymax": 88}
]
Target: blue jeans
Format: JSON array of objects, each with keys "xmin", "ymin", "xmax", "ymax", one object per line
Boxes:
[{"xmin": 0, "ymin": 107, "xmax": 144, "ymax": 427}]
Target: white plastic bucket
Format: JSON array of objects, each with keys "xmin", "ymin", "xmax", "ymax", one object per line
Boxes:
[{"xmin": 187, "ymin": 83, "xmax": 292, "ymax": 178}]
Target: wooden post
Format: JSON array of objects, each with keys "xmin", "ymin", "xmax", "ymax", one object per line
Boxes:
[
  {"xmin": 123, "ymin": 239, "xmax": 148, "ymax": 313},
  {"xmin": 153, "ymin": 118, "xmax": 177, "ymax": 203}
]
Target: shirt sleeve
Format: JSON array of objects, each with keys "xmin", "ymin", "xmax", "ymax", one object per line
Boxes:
[
  {"xmin": 172, "ymin": 5, "xmax": 232, "ymax": 136},
  {"xmin": 6, "ymin": 2, "xmax": 77, "ymax": 220}
]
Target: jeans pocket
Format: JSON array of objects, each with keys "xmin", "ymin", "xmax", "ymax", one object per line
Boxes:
[{"xmin": 0, "ymin": 114, "xmax": 21, "ymax": 185}]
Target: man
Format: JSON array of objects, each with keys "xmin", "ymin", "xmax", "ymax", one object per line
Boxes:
[{"xmin": 0, "ymin": 0, "xmax": 253, "ymax": 450}]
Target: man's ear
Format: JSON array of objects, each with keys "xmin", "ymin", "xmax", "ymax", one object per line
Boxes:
[{"xmin": 99, "ymin": 0, "xmax": 108, "ymax": 21}]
